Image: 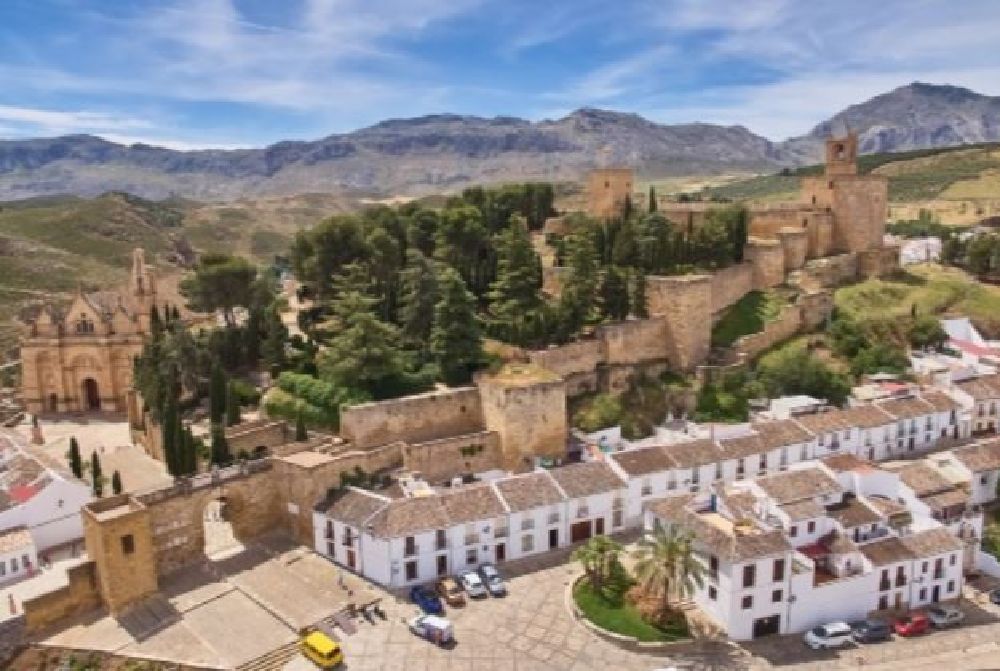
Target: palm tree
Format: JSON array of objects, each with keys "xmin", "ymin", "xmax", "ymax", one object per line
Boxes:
[
  {"xmin": 631, "ymin": 522, "xmax": 704, "ymax": 616},
  {"xmin": 572, "ymin": 535, "xmax": 623, "ymax": 592}
]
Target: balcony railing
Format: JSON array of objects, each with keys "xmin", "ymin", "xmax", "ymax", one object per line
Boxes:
[
  {"xmin": 895, "ymin": 577, "xmax": 907, "ymax": 587},
  {"xmin": 880, "ymin": 580, "xmax": 891, "ymax": 591}
]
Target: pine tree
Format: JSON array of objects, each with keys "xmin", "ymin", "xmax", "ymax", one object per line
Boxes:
[
  {"xmin": 149, "ymin": 304, "xmax": 163, "ymax": 339},
  {"xmin": 599, "ymin": 266, "xmax": 630, "ymax": 321},
  {"xmin": 210, "ymin": 425, "xmax": 231, "ymax": 466},
  {"xmin": 397, "ymin": 249, "xmax": 440, "ymax": 352},
  {"xmin": 67, "ymin": 437, "xmax": 83, "ymax": 479},
  {"xmin": 558, "ymin": 230, "xmax": 600, "ymax": 335},
  {"xmin": 648, "ymin": 185, "xmax": 657, "ymax": 213},
  {"xmin": 209, "ymin": 363, "xmax": 226, "ymax": 426},
  {"xmin": 486, "ymin": 217, "xmax": 543, "ymax": 345},
  {"xmin": 111, "ymin": 470, "xmax": 123, "ymax": 495},
  {"xmin": 225, "ymin": 381, "xmax": 241, "ymax": 427},
  {"xmin": 431, "ymin": 267, "xmax": 484, "ymax": 386},
  {"xmin": 295, "ymin": 411, "xmax": 307, "ymax": 441},
  {"xmin": 631, "ymin": 269, "xmax": 649, "ymax": 318},
  {"xmin": 91, "ymin": 452, "xmax": 104, "ymax": 497}
]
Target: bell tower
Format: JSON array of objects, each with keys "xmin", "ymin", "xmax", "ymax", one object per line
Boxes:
[
  {"xmin": 824, "ymin": 131, "xmax": 858, "ymax": 176},
  {"xmin": 129, "ymin": 248, "xmax": 157, "ymax": 332}
]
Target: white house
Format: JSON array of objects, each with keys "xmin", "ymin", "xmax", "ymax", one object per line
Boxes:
[
  {"xmin": 950, "ymin": 374, "xmax": 1000, "ymax": 436},
  {"xmin": 0, "ymin": 527, "xmax": 38, "ymax": 586},
  {"xmin": 938, "ymin": 440, "xmax": 1000, "ymax": 506}
]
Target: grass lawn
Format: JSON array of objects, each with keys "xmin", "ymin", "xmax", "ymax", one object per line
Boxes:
[
  {"xmin": 711, "ymin": 290, "xmax": 787, "ymax": 348},
  {"xmin": 835, "ymin": 264, "xmax": 1000, "ymax": 337},
  {"xmin": 572, "ymin": 578, "xmax": 688, "ymax": 642}
]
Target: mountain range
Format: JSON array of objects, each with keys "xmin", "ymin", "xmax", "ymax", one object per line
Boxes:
[{"xmin": 2, "ymin": 82, "xmax": 999, "ymax": 201}]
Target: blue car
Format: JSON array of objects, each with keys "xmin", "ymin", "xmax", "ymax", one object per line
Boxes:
[{"xmin": 409, "ymin": 585, "xmax": 444, "ymax": 614}]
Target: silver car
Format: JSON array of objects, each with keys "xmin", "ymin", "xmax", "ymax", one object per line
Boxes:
[
  {"xmin": 458, "ymin": 570, "xmax": 487, "ymax": 598},
  {"xmin": 927, "ymin": 604, "xmax": 964, "ymax": 627},
  {"xmin": 478, "ymin": 562, "xmax": 508, "ymax": 597}
]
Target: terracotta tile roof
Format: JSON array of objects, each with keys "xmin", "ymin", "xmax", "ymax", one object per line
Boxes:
[
  {"xmin": 718, "ymin": 490, "xmax": 757, "ymax": 520},
  {"xmin": 755, "ymin": 467, "xmax": 841, "ymax": 504},
  {"xmin": 493, "ymin": 472, "xmax": 565, "ymax": 512},
  {"xmin": 877, "ymin": 396, "xmax": 934, "ymax": 420},
  {"xmin": 866, "ymin": 495, "xmax": 910, "ymax": 519},
  {"xmin": 899, "ymin": 527, "xmax": 963, "ymax": 557},
  {"xmin": 919, "ymin": 488, "xmax": 969, "ymax": 512},
  {"xmin": 826, "ymin": 495, "xmax": 881, "ymax": 528},
  {"xmin": 0, "ymin": 527, "xmax": 33, "ymax": 554},
  {"xmin": 955, "ymin": 374, "xmax": 1000, "ymax": 401},
  {"xmin": 439, "ymin": 484, "xmax": 507, "ymax": 525},
  {"xmin": 825, "ymin": 529, "xmax": 858, "ymax": 555},
  {"xmin": 718, "ymin": 433, "xmax": 767, "ymax": 459},
  {"xmin": 919, "ymin": 390, "xmax": 961, "ymax": 413},
  {"xmin": 318, "ymin": 488, "xmax": 389, "ymax": 527},
  {"xmin": 841, "ymin": 405, "xmax": 896, "ymax": 429},
  {"xmin": 662, "ymin": 439, "xmax": 725, "ymax": 468},
  {"xmin": 861, "ymin": 537, "xmax": 915, "ymax": 566},
  {"xmin": 952, "ymin": 440, "xmax": 1000, "ymax": 473},
  {"xmin": 794, "ymin": 405, "xmax": 892, "ymax": 434},
  {"xmin": 891, "ymin": 462, "xmax": 953, "ymax": 496},
  {"xmin": 548, "ymin": 462, "xmax": 625, "ymax": 498},
  {"xmin": 752, "ymin": 420, "xmax": 813, "ymax": 448},
  {"xmin": 821, "ymin": 454, "xmax": 874, "ymax": 473},
  {"xmin": 609, "ymin": 445, "xmax": 676, "ymax": 476},
  {"xmin": 647, "ymin": 495, "xmax": 791, "ymax": 562},
  {"xmin": 780, "ymin": 499, "xmax": 825, "ymax": 522},
  {"xmin": 367, "ymin": 495, "xmax": 451, "ymax": 538}
]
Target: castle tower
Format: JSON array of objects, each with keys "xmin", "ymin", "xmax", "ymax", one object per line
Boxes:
[
  {"xmin": 824, "ymin": 131, "xmax": 859, "ymax": 176},
  {"xmin": 130, "ymin": 248, "xmax": 157, "ymax": 332},
  {"xmin": 587, "ymin": 168, "xmax": 634, "ymax": 219}
]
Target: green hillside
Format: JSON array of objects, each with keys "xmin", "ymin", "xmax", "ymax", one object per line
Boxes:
[{"xmin": 701, "ymin": 142, "xmax": 1000, "ymax": 203}]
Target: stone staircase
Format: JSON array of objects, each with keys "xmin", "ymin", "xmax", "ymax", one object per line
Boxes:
[{"xmin": 236, "ymin": 641, "xmax": 300, "ymax": 671}]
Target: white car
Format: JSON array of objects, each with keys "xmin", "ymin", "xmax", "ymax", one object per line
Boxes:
[
  {"xmin": 804, "ymin": 621, "xmax": 854, "ymax": 650},
  {"xmin": 458, "ymin": 570, "xmax": 487, "ymax": 598},
  {"xmin": 408, "ymin": 614, "xmax": 454, "ymax": 645},
  {"xmin": 927, "ymin": 605, "xmax": 964, "ymax": 627}
]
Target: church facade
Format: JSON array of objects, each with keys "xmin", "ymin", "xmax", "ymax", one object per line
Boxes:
[{"xmin": 20, "ymin": 249, "xmax": 160, "ymax": 415}]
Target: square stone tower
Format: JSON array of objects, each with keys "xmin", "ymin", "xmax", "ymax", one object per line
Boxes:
[
  {"xmin": 587, "ymin": 168, "xmax": 634, "ymax": 219},
  {"xmin": 824, "ymin": 132, "xmax": 859, "ymax": 176},
  {"xmin": 82, "ymin": 495, "xmax": 158, "ymax": 614}
]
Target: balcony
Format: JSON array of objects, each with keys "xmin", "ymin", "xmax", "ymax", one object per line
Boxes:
[
  {"xmin": 880, "ymin": 580, "xmax": 891, "ymax": 592},
  {"xmin": 340, "ymin": 534, "xmax": 354, "ymax": 547},
  {"xmin": 895, "ymin": 577, "xmax": 907, "ymax": 588}
]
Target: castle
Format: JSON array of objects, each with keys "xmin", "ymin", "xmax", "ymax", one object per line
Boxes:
[{"xmin": 20, "ymin": 249, "xmax": 162, "ymax": 415}]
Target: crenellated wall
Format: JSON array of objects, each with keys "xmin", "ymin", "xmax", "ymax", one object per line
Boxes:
[{"xmin": 340, "ymin": 387, "xmax": 484, "ymax": 449}]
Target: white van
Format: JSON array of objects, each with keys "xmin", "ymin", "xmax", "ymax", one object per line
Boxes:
[
  {"xmin": 408, "ymin": 614, "xmax": 454, "ymax": 645},
  {"xmin": 803, "ymin": 621, "xmax": 853, "ymax": 650}
]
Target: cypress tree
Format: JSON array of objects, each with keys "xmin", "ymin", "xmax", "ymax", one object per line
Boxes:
[
  {"xmin": 111, "ymin": 470, "xmax": 123, "ymax": 495},
  {"xmin": 599, "ymin": 266, "xmax": 630, "ymax": 321},
  {"xmin": 225, "ymin": 382, "xmax": 241, "ymax": 427},
  {"xmin": 209, "ymin": 363, "xmax": 226, "ymax": 426},
  {"xmin": 631, "ymin": 270, "xmax": 649, "ymax": 318},
  {"xmin": 295, "ymin": 411, "xmax": 307, "ymax": 441},
  {"xmin": 648, "ymin": 185, "xmax": 657, "ymax": 213},
  {"xmin": 182, "ymin": 426, "xmax": 198, "ymax": 475},
  {"xmin": 91, "ymin": 452, "xmax": 103, "ymax": 497},
  {"xmin": 431, "ymin": 267, "xmax": 484, "ymax": 386},
  {"xmin": 161, "ymin": 393, "xmax": 179, "ymax": 476},
  {"xmin": 68, "ymin": 437, "xmax": 83, "ymax": 479},
  {"xmin": 171, "ymin": 305, "xmax": 181, "ymax": 321},
  {"xmin": 149, "ymin": 304, "xmax": 163, "ymax": 339},
  {"xmin": 210, "ymin": 425, "xmax": 231, "ymax": 466}
]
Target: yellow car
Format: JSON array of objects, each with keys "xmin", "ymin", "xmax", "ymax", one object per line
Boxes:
[{"xmin": 300, "ymin": 630, "xmax": 343, "ymax": 668}]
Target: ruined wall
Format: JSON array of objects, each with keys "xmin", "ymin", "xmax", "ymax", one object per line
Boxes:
[
  {"xmin": 226, "ymin": 420, "xmax": 289, "ymax": 455},
  {"xmin": 733, "ymin": 305, "xmax": 803, "ymax": 361},
  {"xmin": 21, "ymin": 561, "xmax": 101, "ymax": 633},
  {"xmin": 857, "ymin": 245, "xmax": 900, "ymax": 279},
  {"xmin": 340, "ymin": 387, "xmax": 484, "ymax": 449},
  {"xmin": 801, "ymin": 253, "xmax": 859, "ymax": 288},
  {"xmin": 647, "ymin": 275, "xmax": 712, "ymax": 371},
  {"xmin": 709, "ymin": 263, "xmax": 755, "ymax": 314},
  {"xmin": 528, "ymin": 339, "xmax": 603, "ymax": 380},
  {"xmin": 777, "ymin": 228, "xmax": 809, "ymax": 272},
  {"xmin": 599, "ymin": 318, "xmax": 669, "ymax": 365},
  {"xmin": 403, "ymin": 431, "xmax": 502, "ymax": 483},
  {"xmin": 744, "ymin": 239, "xmax": 786, "ymax": 290},
  {"xmin": 831, "ymin": 176, "xmax": 888, "ymax": 253},
  {"xmin": 799, "ymin": 291, "xmax": 835, "ymax": 330},
  {"xmin": 478, "ymin": 366, "xmax": 567, "ymax": 471}
]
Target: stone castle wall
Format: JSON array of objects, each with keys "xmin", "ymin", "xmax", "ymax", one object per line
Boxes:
[
  {"xmin": 800, "ymin": 253, "xmax": 860, "ymax": 288},
  {"xmin": 478, "ymin": 368, "xmax": 567, "ymax": 471},
  {"xmin": 21, "ymin": 561, "xmax": 101, "ymax": 633},
  {"xmin": 777, "ymin": 229, "xmax": 809, "ymax": 272},
  {"xmin": 340, "ymin": 387, "xmax": 484, "ymax": 449},
  {"xmin": 528, "ymin": 339, "xmax": 603, "ymax": 380},
  {"xmin": 82, "ymin": 497, "xmax": 158, "ymax": 614},
  {"xmin": 599, "ymin": 318, "xmax": 669, "ymax": 365},
  {"xmin": 857, "ymin": 245, "xmax": 901, "ymax": 280},
  {"xmin": 403, "ymin": 431, "xmax": 502, "ymax": 483},
  {"xmin": 744, "ymin": 239, "xmax": 786, "ymax": 290},
  {"xmin": 733, "ymin": 304, "xmax": 803, "ymax": 361},
  {"xmin": 647, "ymin": 275, "xmax": 712, "ymax": 372},
  {"xmin": 710, "ymin": 263, "xmax": 755, "ymax": 315},
  {"xmin": 832, "ymin": 177, "xmax": 889, "ymax": 253},
  {"xmin": 226, "ymin": 420, "xmax": 289, "ymax": 455}
]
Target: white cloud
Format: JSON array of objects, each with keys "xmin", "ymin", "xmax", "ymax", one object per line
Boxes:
[{"xmin": 0, "ymin": 104, "xmax": 153, "ymax": 135}]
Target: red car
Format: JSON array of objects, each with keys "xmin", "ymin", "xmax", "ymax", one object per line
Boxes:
[{"xmin": 893, "ymin": 612, "xmax": 930, "ymax": 637}]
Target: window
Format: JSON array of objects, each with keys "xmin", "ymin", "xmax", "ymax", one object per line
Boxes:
[
  {"xmin": 708, "ymin": 585, "xmax": 717, "ymax": 600},
  {"xmin": 709, "ymin": 555, "xmax": 719, "ymax": 580},
  {"xmin": 789, "ymin": 525, "xmax": 798, "ymax": 538},
  {"xmin": 612, "ymin": 509, "xmax": 624, "ymax": 528},
  {"xmin": 772, "ymin": 589, "xmax": 783, "ymax": 603},
  {"xmin": 878, "ymin": 595, "xmax": 888, "ymax": 610},
  {"xmin": 741, "ymin": 595, "xmax": 753, "ymax": 610},
  {"xmin": 0, "ymin": 562, "xmax": 4, "ymax": 576},
  {"xmin": 948, "ymin": 580, "xmax": 956, "ymax": 593},
  {"xmin": 521, "ymin": 534, "xmax": 534, "ymax": 553},
  {"xmin": 466, "ymin": 548, "xmax": 477, "ymax": 565},
  {"xmin": 742, "ymin": 564, "xmax": 756, "ymax": 588},
  {"xmin": 405, "ymin": 560, "xmax": 417, "ymax": 581},
  {"xmin": 404, "ymin": 536, "xmax": 417, "ymax": 556},
  {"xmin": 981, "ymin": 474, "xmax": 989, "ymax": 486},
  {"xmin": 641, "ymin": 478, "xmax": 652, "ymax": 495},
  {"xmin": 922, "ymin": 561, "xmax": 928, "ymax": 573},
  {"xmin": 773, "ymin": 559, "xmax": 785, "ymax": 582},
  {"xmin": 9, "ymin": 558, "xmax": 16, "ymax": 573},
  {"xmin": 521, "ymin": 518, "xmax": 535, "ymax": 531},
  {"xmin": 121, "ymin": 534, "xmax": 135, "ymax": 555},
  {"xmin": 950, "ymin": 553, "xmax": 957, "ymax": 566},
  {"xmin": 21, "ymin": 555, "xmax": 29, "ymax": 569},
  {"xmin": 435, "ymin": 529, "xmax": 447, "ymax": 550},
  {"xmin": 895, "ymin": 566, "xmax": 906, "ymax": 587},
  {"xmin": 806, "ymin": 521, "xmax": 816, "ymax": 534}
]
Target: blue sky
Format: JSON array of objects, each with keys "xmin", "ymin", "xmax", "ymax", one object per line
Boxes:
[{"xmin": 2, "ymin": 0, "xmax": 1000, "ymax": 148}]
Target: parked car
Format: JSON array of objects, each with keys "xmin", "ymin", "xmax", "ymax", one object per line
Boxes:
[
  {"xmin": 804, "ymin": 621, "xmax": 854, "ymax": 650},
  {"xmin": 299, "ymin": 630, "xmax": 344, "ymax": 669},
  {"xmin": 458, "ymin": 570, "xmax": 487, "ymax": 599},
  {"xmin": 436, "ymin": 577, "xmax": 466, "ymax": 607},
  {"xmin": 893, "ymin": 612, "xmax": 930, "ymax": 637},
  {"xmin": 990, "ymin": 589, "xmax": 1000, "ymax": 605},
  {"xmin": 927, "ymin": 604, "xmax": 965, "ymax": 627},
  {"xmin": 409, "ymin": 585, "xmax": 444, "ymax": 614},
  {"xmin": 408, "ymin": 614, "xmax": 454, "ymax": 645},
  {"xmin": 477, "ymin": 562, "xmax": 508, "ymax": 597},
  {"xmin": 849, "ymin": 618, "xmax": 892, "ymax": 643}
]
